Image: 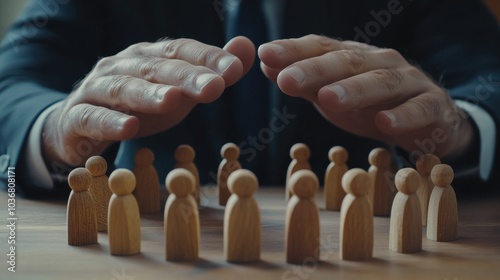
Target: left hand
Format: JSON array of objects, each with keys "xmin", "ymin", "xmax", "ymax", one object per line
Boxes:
[{"xmin": 258, "ymin": 35, "xmax": 475, "ymax": 160}]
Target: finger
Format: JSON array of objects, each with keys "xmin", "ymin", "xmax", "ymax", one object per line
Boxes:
[
  {"xmin": 317, "ymin": 66, "xmax": 430, "ymax": 112},
  {"xmin": 259, "ymin": 34, "xmax": 344, "ymax": 69},
  {"xmin": 66, "ymin": 104, "xmax": 140, "ymax": 141},
  {"xmin": 93, "ymin": 57, "xmax": 225, "ymax": 103},
  {"xmin": 79, "ymin": 75, "xmax": 183, "ymax": 113},
  {"xmin": 277, "ymin": 48, "xmax": 405, "ymax": 97},
  {"xmin": 223, "ymin": 36, "xmax": 256, "ymax": 80},
  {"xmin": 260, "ymin": 61, "xmax": 280, "ymax": 82},
  {"xmin": 375, "ymin": 92, "xmax": 446, "ymax": 135},
  {"xmin": 120, "ymin": 38, "xmax": 243, "ymax": 86}
]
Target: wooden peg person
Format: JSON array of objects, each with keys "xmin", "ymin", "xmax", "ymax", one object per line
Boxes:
[
  {"xmin": 286, "ymin": 143, "xmax": 311, "ymax": 200},
  {"xmin": 415, "ymin": 154, "xmax": 441, "ymax": 226},
  {"xmin": 427, "ymin": 164, "xmax": 458, "ymax": 242},
  {"xmin": 389, "ymin": 168, "xmax": 422, "ymax": 253},
  {"xmin": 218, "ymin": 143, "xmax": 241, "ymax": 206},
  {"xmin": 133, "ymin": 148, "xmax": 160, "ymax": 213},
  {"xmin": 224, "ymin": 169, "xmax": 261, "ymax": 263},
  {"xmin": 285, "ymin": 170, "xmax": 320, "ymax": 264},
  {"xmin": 108, "ymin": 169, "xmax": 141, "ymax": 256},
  {"xmin": 175, "ymin": 144, "xmax": 200, "ymax": 206},
  {"xmin": 85, "ymin": 156, "xmax": 112, "ymax": 232},
  {"xmin": 324, "ymin": 146, "xmax": 348, "ymax": 211},
  {"xmin": 67, "ymin": 167, "xmax": 98, "ymax": 246},
  {"xmin": 165, "ymin": 168, "xmax": 200, "ymax": 262},
  {"xmin": 340, "ymin": 168, "xmax": 373, "ymax": 260},
  {"xmin": 368, "ymin": 147, "xmax": 396, "ymax": 216}
]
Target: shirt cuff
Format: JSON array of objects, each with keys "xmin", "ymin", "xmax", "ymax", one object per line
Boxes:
[
  {"xmin": 455, "ymin": 100, "xmax": 496, "ymax": 181},
  {"xmin": 23, "ymin": 102, "xmax": 62, "ymax": 190}
]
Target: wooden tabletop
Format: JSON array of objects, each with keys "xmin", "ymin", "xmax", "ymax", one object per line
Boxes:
[{"xmin": 1, "ymin": 185, "xmax": 500, "ymax": 280}]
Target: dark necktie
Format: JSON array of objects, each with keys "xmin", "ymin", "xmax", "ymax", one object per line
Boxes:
[{"xmin": 227, "ymin": 0, "xmax": 270, "ymax": 176}]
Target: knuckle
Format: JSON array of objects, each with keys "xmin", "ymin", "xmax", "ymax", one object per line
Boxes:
[
  {"xmin": 163, "ymin": 38, "xmax": 192, "ymax": 59},
  {"xmin": 371, "ymin": 68, "xmax": 404, "ymax": 93},
  {"xmin": 411, "ymin": 96, "xmax": 441, "ymax": 121},
  {"xmin": 174, "ymin": 65, "xmax": 192, "ymax": 85},
  {"xmin": 107, "ymin": 75, "xmax": 133, "ymax": 102},
  {"xmin": 94, "ymin": 56, "xmax": 117, "ymax": 73},
  {"xmin": 76, "ymin": 105, "xmax": 98, "ymax": 132},
  {"xmin": 138, "ymin": 58, "xmax": 163, "ymax": 81},
  {"xmin": 313, "ymin": 34, "xmax": 333, "ymax": 50},
  {"xmin": 381, "ymin": 48, "xmax": 404, "ymax": 63},
  {"xmin": 338, "ymin": 49, "xmax": 364, "ymax": 72}
]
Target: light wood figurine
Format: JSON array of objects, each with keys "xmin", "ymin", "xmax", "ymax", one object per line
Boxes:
[
  {"xmin": 218, "ymin": 143, "xmax": 241, "ymax": 206},
  {"xmin": 175, "ymin": 144, "xmax": 200, "ymax": 206},
  {"xmin": 427, "ymin": 164, "xmax": 458, "ymax": 242},
  {"xmin": 285, "ymin": 169, "xmax": 320, "ymax": 264},
  {"xmin": 164, "ymin": 168, "xmax": 200, "ymax": 262},
  {"xmin": 133, "ymin": 148, "xmax": 161, "ymax": 213},
  {"xmin": 224, "ymin": 169, "xmax": 261, "ymax": 263},
  {"xmin": 416, "ymin": 154, "xmax": 441, "ymax": 226},
  {"xmin": 368, "ymin": 147, "xmax": 396, "ymax": 216},
  {"xmin": 324, "ymin": 146, "xmax": 348, "ymax": 211},
  {"xmin": 67, "ymin": 167, "xmax": 98, "ymax": 246},
  {"xmin": 85, "ymin": 156, "xmax": 112, "ymax": 232},
  {"xmin": 340, "ymin": 168, "xmax": 373, "ymax": 260},
  {"xmin": 108, "ymin": 169, "xmax": 141, "ymax": 256},
  {"xmin": 286, "ymin": 143, "xmax": 311, "ymax": 200},
  {"xmin": 389, "ymin": 168, "xmax": 422, "ymax": 253}
]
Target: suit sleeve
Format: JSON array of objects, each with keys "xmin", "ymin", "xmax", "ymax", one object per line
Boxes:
[
  {"xmin": 0, "ymin": 0, "xmax": 108, "ymax": 192},
  {"xmin": 396, "ymin": 0, "xmax": 500, "ymax": 186}
]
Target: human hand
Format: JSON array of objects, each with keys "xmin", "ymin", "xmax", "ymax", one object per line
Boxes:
[
  {"xmin": 258, "ymin": 35, "xmax": 474, "ymax": 159},
  {"xmin": 43, "ymin": 36, "xmax": 255, "ymax": 167}
]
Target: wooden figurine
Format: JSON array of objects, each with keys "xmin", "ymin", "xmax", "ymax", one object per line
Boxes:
[
  {"xmin": 368, "ymin": 147, "xmax": 395, "ymax": 216},
  {"xmin": 427, "ymin": 164, "xmax": 458, "ymax": 242},
  {"xmin": 324, "ymin": 146, "xmax": 348, "ymax": 211},
  {"xmin": 108, "ymin": 169, "xmax": 141, "ymax": 256},
  {"xmin": 224, "ymin": 169, "xmax": 261, "ymax": 263},
  {"xmin": 389, "ymin": 168, "xmax": 422, "ymax": 253},
  {"xmin": 285, "ymin": 170, "xmax": 320, "ymax": 264},
  {"xmin": 175, "ymin": 144, "xmax": 200, "ymax": 206},
  {"xmin": 416, "ymin": 154, "xmax": 441, "ymax": 226},
  {"xmin": 67, "ymin": 167, "xmax": 98, "ymax": 246},
  {"xmin": 164, "ymin": 168, "xmax": 200, "ymax": 262},
  {"xmin": 133, "ymin": 148, "xmax": 161, "ymax": 213},
  {"xmin": 85, "ymin": 156, "xmax": 112, "ymax": 232},
  {"xmin": 218, "ymin": 143, "xmax": 241, "ymax": 206},
  {"xmin": 340, "ymin": 168, "xmax": 373, "ymax": 260},
  {"xmin": 286, "ymin": 143, "xmax": 311, "ymax": 200}
]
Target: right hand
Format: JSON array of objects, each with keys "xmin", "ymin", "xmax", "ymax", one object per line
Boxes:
[{"xmin": 43, "ymin": 36, "xmax": 255, "ymax": 167}]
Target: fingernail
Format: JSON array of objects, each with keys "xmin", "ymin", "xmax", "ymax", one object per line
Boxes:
[
  {"xmin": 217, "ymin": 56, "xmax": 236, "ymax": 74},
  {"xmin": 286, "ymin": 67, "xmax": 305, "ymax": 84},
  {"xmin": 116, "ymin": 117, "xmax": 130, "ymax": 130},
  {"xmin": 383, "ymin": 111, "xmax": 397, "ymax": 125},
  {"xmin": 265, "ymin": 43, "xmax": 284, "ymax": 54},
  {"xmin": 195, "ymin": 73, "xmax": 217, "ymax": 92},
  {"xmin": 327, "ymin": 85, "xmax": 346, "ymax": 102}
]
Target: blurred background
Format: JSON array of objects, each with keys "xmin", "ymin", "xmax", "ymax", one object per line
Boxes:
[{"xmin": 1, "ymin": 0, "xmax": 499, "ymax": 39}]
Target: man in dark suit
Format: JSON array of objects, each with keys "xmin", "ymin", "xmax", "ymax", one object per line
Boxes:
[{"xmin": 1, "ymin": 0, "xmax": 499, "ymax": 194}]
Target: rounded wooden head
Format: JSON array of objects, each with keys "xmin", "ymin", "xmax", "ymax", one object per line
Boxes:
[
  {"xmin": 431, "ymin": 164, "xmax": 454, "ymax": 187},
  {"xmin": 289, "ymin": 169, "xmax": 318, "ymax": 199},
  {"xmin": 108, "ymin": 168, "xmax": 136, "ymax": 195},
  {"xmin": 395, "ymin": 168, "xmax": 420, "ymax": 194},
  {"xmin": 175, "ymin": 144, "xmax": 195, "ymax": 163},
  {"xmin": 85, "ymin": 156, "xmax": 107, "ymax": 177},
  {"xmin": 328, "ymin": 146, "xmax": 348, "ymax": 163},
  {"xmin": 341, "ymin": 168, "xmax": 369, "ymax": 196},
  {"xmin": 290, "ymin": 143, "xmax": 310, "ymax": 161},
  {"xmin": 68, "ymin": 167, "xmax": 92, "ymax": 192},
  {"xmin": 221, "ymin": 142, "xmax": 240, "ymax": 160},
  {"xmin": 415, "ymin": 154, "xmax": 441, "ymax": 176},
  {"xmin": 227, "ymin": 169, "xmax": 258, "ymax": 198},
  {"xmin": 135, "ymin": 148, "xmax": 154, "ymax": 166},
  {"xmin": 166, "ymin": 168, "xmax": 195, "ymax": 197},
  {"xmin": 368, "ymin": 147, "xmax": 392, "ymax": 167}
]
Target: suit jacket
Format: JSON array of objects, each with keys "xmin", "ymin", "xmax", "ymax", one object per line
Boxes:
[{"xmin": 1, "ymin": 0, "xmax": 500, "ymax": 192}]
